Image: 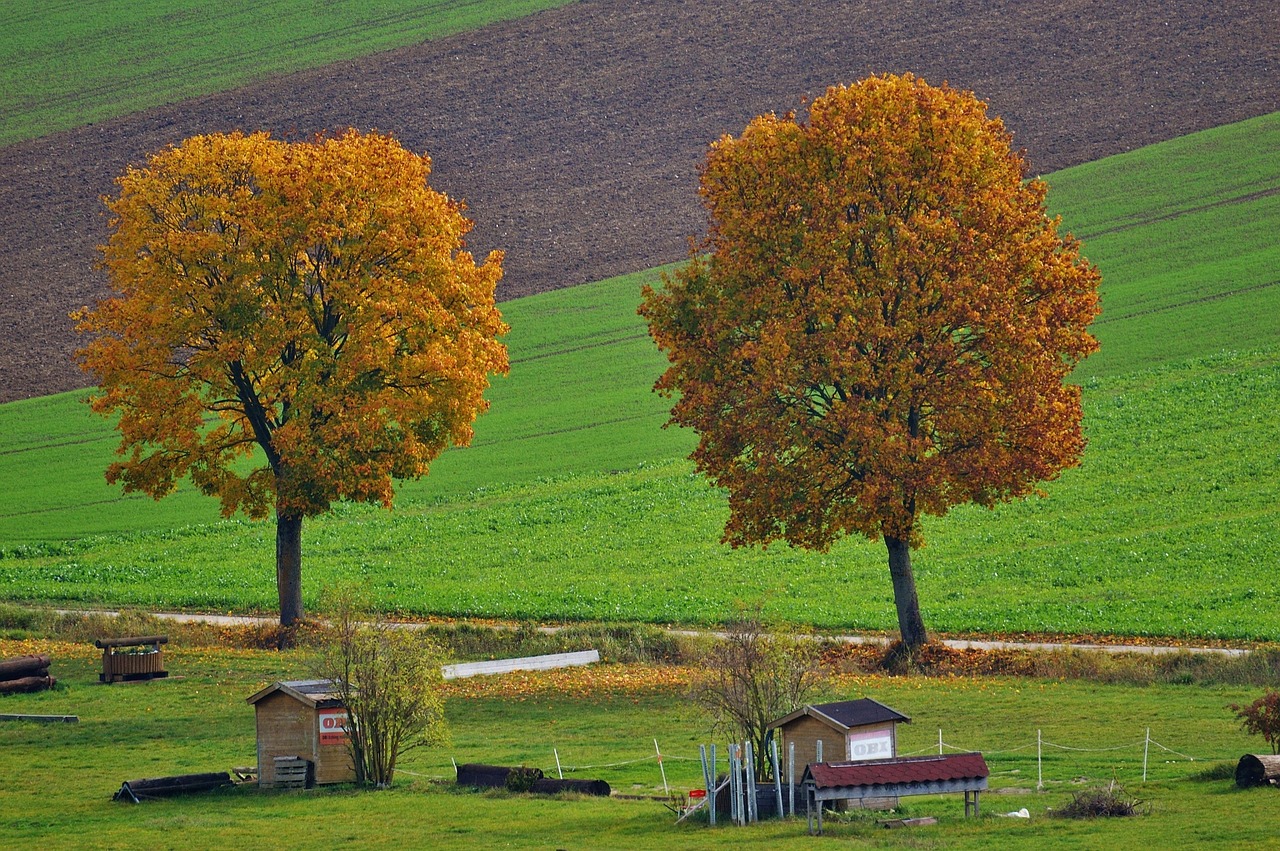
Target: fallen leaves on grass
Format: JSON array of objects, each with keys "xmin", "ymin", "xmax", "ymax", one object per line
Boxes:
[{"xmin": 443, "ymin": 663, "xmax": 693, "ymax": 700}]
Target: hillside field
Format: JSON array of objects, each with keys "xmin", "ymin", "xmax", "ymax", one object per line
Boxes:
[
  {"xmin": 0, "ymin": 0, "xmax": 573, "ymax": 146},
  {"xmin": 5, "ymin": 0, "xmax": 1277, "ymax": 403},
  {"xmin": 1, "ymin": 114, "xmax": 1278, "ymax": 640}
]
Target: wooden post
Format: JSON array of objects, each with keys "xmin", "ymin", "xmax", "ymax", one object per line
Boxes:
[{"xmin": 1037, "ymin": 729, "xmax": 1043, "ymax": 789}]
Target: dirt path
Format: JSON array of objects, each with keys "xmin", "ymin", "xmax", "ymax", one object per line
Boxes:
[
  {"xmin": 2, "ymin": 0, "xmax": 1277, "ymax": 403},
  {"xmin": 62, "ymin": 609, "xmax": 1250, "ymax": 657}
]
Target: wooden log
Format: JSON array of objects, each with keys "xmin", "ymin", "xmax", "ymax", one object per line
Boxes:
[
  {"xmin": 95, "ymin": 636, "xmax": 168, "ymax": 649},
  {"xmin": 0, "ymin": 675, "xmax": 55, "ymax": 694},
  {"xmin": 0, "ymin": 654, "xmax": 51, "ymax": 680},
  {"xmin": 455, "ymin": 763, "xmax": 548, "ymax": 788},
  {"xmin": 531, "ymin": 778, "xmax": 611, "ymax": 797},
  {"xmin": 1236, "ymin": 753, "xmax": 1280, "ymax": 788},
  {"xmin": 114, "ymin": 772, "xmax": 233, "ymax": 802}
]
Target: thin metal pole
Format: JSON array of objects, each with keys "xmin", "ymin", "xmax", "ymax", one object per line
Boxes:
[
  {"xmin": 729, "ymin": 745, "xmax": 740, "ymax": 825},
  {"xmin": 771, "ymin": 738, "xmax": 783, "ymax": 819},
  {"xmin": 939, "ymin": 728, "xmax": 944, "ymax": 755},
  {"xmin": 709, "ymin": 744, "xmax": 717, "ymax": 826},
  {"xmin": 655, "ymin": 738, "xmax": 668, "ymax": 796},
  {"xmin": 1143, "ymin": 728, "xmax": 1150, "ymax": 782},
  {"xmin": 788, "ymin": 741, "xmax": 796, "ymax": 817},
  {"xmin": 699, "ymin": 745, "xmax": 709, "ymax": 793},
  {"xmin": 744, "ymin": 740, "xmax": 756, "ymax": 823},
  {"xmin": 554, "ymin": 748, "xmax": 563, "ymax": 779}
]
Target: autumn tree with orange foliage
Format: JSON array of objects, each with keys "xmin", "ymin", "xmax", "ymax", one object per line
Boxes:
[
  {"xmin": 75, "ymin": 130, "xmax": 508, "ymax": 627},
  {"xmin": 641, "ymin": 74, "xmax": 1100, "ymax": 653}
]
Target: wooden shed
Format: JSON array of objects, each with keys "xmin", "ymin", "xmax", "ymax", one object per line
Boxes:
[
  {"xmin": 245, "ymin": 679, "xmax": 355, "ymax": 788},
  {"xmin": 767, "ymin": 698, "xmax": 911, "ymax": 787}
]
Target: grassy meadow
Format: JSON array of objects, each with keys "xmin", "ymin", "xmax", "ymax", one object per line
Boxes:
[
  {"xmin": 1, "ymin": 637, "xmax": 1277, "ymax": 850},
  {"xmin": 2, "ymin": 114, "xmax": 1279, "ymax": 640},
  {"xmin": 0, "ymin": 0, "xmax": 574, "ymax": 146}
]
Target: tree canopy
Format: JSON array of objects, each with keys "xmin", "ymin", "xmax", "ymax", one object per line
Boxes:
[
  {"xmin": 640, "ymin": 74, "xmax": 1101, "ymax": 650},
  {"xmin": 75, "ymin": 129, "xmax": 508, "ymax": 626}
]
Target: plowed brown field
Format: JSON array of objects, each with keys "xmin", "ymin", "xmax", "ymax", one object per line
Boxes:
[{"xmin": 1, "ymin": 0, "xmax": 1276, "ymax": 402}]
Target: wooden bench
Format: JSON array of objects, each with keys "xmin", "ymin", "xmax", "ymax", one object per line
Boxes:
[{"xmin": 95, "ymin": 635, "xmax": 168, "ymax": 683}]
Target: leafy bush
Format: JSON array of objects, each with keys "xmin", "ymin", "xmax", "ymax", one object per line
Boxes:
[
  {"xmin": 1230, "ymin": 690, "xmax": 1280, "ymax": 754},
  {"xmin": 504, "ymin": 766, "xmax": 542, "ymax": 793}
]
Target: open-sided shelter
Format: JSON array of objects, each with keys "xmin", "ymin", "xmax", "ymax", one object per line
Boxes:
[
  {"xmin": 246, "ymin": 679, "xmax": 355, "ymax": 788},
  {"xmin": 803, "ymin": 752, "xmax": 990, "ymax": 834}
]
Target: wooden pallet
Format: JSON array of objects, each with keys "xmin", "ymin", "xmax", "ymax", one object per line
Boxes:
[{"xmin": 271, "ymin": 756, "xmax": 310, "ymax": 789}]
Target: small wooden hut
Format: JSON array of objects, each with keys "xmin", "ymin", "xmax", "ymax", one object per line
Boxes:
[
  {"xmin": 245, "ymin": 679, "xmax": 355, "ymax": 788},
  {"xmin": 768, "ymin": 698, "xmax": 910, "ymax": 781}
]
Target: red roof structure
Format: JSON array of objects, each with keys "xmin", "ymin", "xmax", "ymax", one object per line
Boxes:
[
  {"xmin": 802, "ymin": 753, "xmax": 990, "ymax": 835},
  {"xmin": 807, "ymin": 752, "xmax": 989, "ymax": 789}
]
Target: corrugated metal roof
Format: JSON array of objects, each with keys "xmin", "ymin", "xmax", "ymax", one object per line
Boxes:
[
  {"xmin": 245, "ymin": 679, "xmax": 347, "ymax": 707},
  {"xmin": 806, "ymin": 753, "xmax": 989, "ymax": 789}
]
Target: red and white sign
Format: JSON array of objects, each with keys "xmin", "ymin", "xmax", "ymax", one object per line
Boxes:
[
  {"xmin": 846, "ymin": 725, "xmax": 895, "ymax": 761},
  {"xmin": 318, "ymin": 708, "xmax": 350, "ymax": 745}
]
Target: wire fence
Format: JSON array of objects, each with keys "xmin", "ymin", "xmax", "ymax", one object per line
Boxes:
[{"xmin": 898, "ymin": 727, "xmax": 1221, "ymax": 785}]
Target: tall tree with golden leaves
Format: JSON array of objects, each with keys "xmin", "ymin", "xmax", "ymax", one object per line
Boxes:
[
  {"xmin": 76, "ymin": 130, "xmax": 508, "ymax": 627},
  {"xmin": 640, "ymin": 74, "xmax": 1100, "ymax": 652}
]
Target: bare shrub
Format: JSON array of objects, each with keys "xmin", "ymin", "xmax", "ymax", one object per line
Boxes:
[
  {"xmin": 1055, "ymin": 780, "xmax": 1148, "ymax": 819},
  {"xmin": 690, "ymin": 606, "xmax": 825, "ymax": 780}
]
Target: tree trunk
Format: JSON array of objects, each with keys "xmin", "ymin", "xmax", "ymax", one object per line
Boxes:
[
  {"xmin": 884, "ymin": 535, "xmax": 928, "ymax": 650},
  {"xmin": 276, "ymin": 512, "xmax": 304, "ymax": 627}
]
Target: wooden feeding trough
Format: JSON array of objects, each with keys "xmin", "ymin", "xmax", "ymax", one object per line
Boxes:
[
  {"xmin": 803, "ymin": 753, "xmax": 990, "ymax": 835},
  {"xmin": 95, "ymin": 636, "xmax": 168, "ymax": 683},
  {"xmin": 245, "ymin": 680, "xmax": 356, "ymax": 788}
]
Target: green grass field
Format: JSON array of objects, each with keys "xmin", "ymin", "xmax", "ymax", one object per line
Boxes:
[
  {"xmin": 0, "ymin": 640, "xmax": 1274, "ymax": 849},
  {"xmin": 0, "ymin": 0, "xmax": 574, "ymax": 146},
  {"xmin": 2, "ymin": 114, "xmax": 1278, "ymax": 640}
]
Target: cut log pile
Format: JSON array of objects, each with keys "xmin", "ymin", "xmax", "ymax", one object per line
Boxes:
[{"xmin": 0, "ymin": 654, "xmax": 55, "ymax": 694}]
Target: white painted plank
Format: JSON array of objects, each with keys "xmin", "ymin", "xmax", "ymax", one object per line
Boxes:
[{"xmin": 441, "ymin": 650, "xmax": 600, "ymax": 680}]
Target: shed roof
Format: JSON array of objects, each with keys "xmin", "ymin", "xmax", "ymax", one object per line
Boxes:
[
  {"xmin": 245, "ymin": 679, "xmax": 346, "ymax": 708},
  {"xmin": 804, "ymin": 753, "xmax": 989, "ymax": 790},
  {"xmin": 767, "ymin": 698, "xmax": 910, "ymax": 733}
]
